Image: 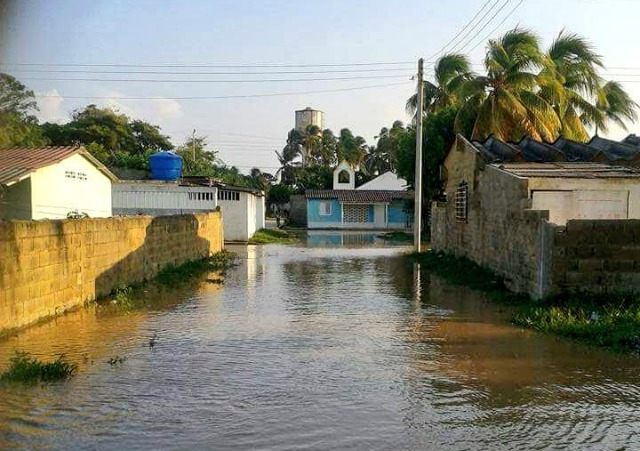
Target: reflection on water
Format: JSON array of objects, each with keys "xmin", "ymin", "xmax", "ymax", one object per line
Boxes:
[
  {"xmin": 0, "ymin": 234, "xmax": 639, "ymax": 450},
  {"xmin": 305, "ymin": 230, "xmax": 403, "ymax": 248}
]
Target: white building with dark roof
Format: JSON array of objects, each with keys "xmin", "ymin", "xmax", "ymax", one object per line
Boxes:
[{"xmin": 0, "ymin": 146, "xmax": 118, "ymax": 220}]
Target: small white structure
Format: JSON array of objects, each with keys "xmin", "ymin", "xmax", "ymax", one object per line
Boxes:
[
  {"xmin": 357, "ymin": 172, "xmax": 407, "ymax": 191},
  {"xmin": 217, "ymin": 186, "xmax": 265, "ymax": 241},
  {"xmin": 112, "ymin": 181, "xmax": 265, "ymax": 242},
  {"xmin": 0, "ymin": 146, "xmax": 117, "ymax": 220},
  {"xmin": 333, "ymin": 160, "xmax": 356, "ymax": 190}
]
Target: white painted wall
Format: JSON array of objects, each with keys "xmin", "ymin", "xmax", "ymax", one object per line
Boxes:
[
  {"xmin": 30, "ymin": 153, "xmax": 112, "ymax": 219},
  {"xmin": 218, "ymin": 191, "xmax": 264, "ymax": 241},
  {"xmin": 528, "ymin": 177, "xmax": 640, "ymax": 225},
  {"xmin": 333, "ymin": 160, "xmax": 355, "ymax": 190},
  {"xmin": 357, "ymin": 172, "xmax": 408, "ymax": 191},
  {"xmin": 113, "ymin": 183, "xmax": 218, "ymax": 213}
]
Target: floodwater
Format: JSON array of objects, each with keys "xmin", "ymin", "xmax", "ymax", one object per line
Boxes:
[{"xmin": 0, "ymin": 232, "xmax": 639, "ymax": 450}]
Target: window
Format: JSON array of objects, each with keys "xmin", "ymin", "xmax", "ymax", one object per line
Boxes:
[
  {"xmin": 343, "ymin": 204, "xmax": 371, "ymax": 223},
  {"xmin": 217, "ymin": 190, "xmax": 240, "ymax": 202},
  {"xmin": 338, "ymin": 169, "xmax": 350, "ymax": 184},
  {"xmin": 455, "ymin": 182, "xmax": 468, "ymax": 222},
  {"xmin": 319, "ymin": 201, "xmax": 332, "ymax": 216}
]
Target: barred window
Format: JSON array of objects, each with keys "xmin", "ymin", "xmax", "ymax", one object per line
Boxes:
[
  {"xmin": 217, "ymin": 190, "xmax": 240, "ymax": 201},
  {"xmin": 455, "ymin": 182, "xmax": 468, "ymax": 222},
  {"xmin": 319, "ymin": 201, "xmax": 332, "ymax": 216},
  {"xmin": 343, "ymin": 204, "xmax": 370, "ymax": 223}
]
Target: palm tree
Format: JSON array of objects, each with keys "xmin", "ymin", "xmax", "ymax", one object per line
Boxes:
[
  {"xmin": 594, "ymin": 81, "xmax": 638, "ymax": 135},
  {"xmin": 539, "ymin": 30, "xmax": 604, "ymax": 142},
  {"xmin": 406, "ymin": 54, "xmax": 472, "ymax": 120},
  {"xmin": 336, "ymin": 128, "xmax": 367, "ymax": 167},
  {"xmin": 456, "ymin": 28, "xmax": 561, "ymax": 142}
]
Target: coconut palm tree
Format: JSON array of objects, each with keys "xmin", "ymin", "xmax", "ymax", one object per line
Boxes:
[
  {"xmin": 336, "ymin": 128, "xmax": 367, "ymax": 167},
  {"xmin": 594, "ymin": 81, "xmax": 638, "ymax": 135},
  {"xmin": 406, "ymin": 54, "xmax": 472, "ymax": 120},
  {"xmin": 456, "ymin": 28, "xmax": 561, "ymax": 142},
  {"xmin": 539, "ymin": 30, "xmax": 604, "ymax": 142}
]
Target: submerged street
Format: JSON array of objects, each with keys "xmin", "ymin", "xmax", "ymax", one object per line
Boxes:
[{"xmin": 0, "ymin": 233, "xmax": 639, "ymax": 450}]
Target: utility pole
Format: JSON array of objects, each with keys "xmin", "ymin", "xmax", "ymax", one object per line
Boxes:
[
  {"xmin": 414, "ymin": 58, "xmax": 424, "ymax": 253},
  {"xmin": 191, "ymin": 128, "xmax": 196, "ymax": 162}
]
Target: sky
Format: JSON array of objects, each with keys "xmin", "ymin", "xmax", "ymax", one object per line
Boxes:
[{"xmin": 2, "ymin": 0, "xmax": 640, "ymax": 174}]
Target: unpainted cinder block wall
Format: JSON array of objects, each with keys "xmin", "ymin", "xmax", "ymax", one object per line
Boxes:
[
  {"xmin": 552, "ymin": 219, "xmax": 640, "ymax": 293},
  {"xmin": 0, "ymin": 212, "xmax": 223, "ymax": 334}
]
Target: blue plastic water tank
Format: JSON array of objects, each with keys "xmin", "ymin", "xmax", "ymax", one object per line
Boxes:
[{"xmin": 149, "ymin": 151, "xmax": 182, "ymax": 181}]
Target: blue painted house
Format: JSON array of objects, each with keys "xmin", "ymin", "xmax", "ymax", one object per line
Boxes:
[{"xmin": 305, "ymin": 161, "xmax": 413, "ymax": 229}]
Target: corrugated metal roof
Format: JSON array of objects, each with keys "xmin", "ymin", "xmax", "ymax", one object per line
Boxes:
[
  {"xmin": 496, "ymin": 162, "xmax": 640, "ymax": 179},
  {"xmin": 305, "ymin": 189, "xmax": 413, "ymax": 203},
  {"xmin": 0, "ymin": 146, "xmax": 118, "ymax": 185}
]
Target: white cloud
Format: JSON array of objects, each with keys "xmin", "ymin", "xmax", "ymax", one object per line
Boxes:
[
  {"xmin": 101, "ymin": 91, "xmax": 184, "ymax": 125},
  {"xmin": 34, "ymin": 89, "xmax": 67, "ymax": 123}
]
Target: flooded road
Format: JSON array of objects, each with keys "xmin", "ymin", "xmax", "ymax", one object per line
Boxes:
[{"xmin": 1, "ymin": 233, "xmax": 639, "ymax": 450}]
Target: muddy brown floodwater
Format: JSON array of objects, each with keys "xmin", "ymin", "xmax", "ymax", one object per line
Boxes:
[{"xmin": 0, "ymin": 231, "xmax": 639, "ymax": 450}]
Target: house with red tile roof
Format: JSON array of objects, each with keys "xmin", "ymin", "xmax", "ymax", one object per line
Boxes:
[
  {"xmin": 305, "ymin": 160, "xmax": 413, "ymax": 229},
  {"xmin": 0, "ymin": 146, "xmax": 118, "ymax": 220}
]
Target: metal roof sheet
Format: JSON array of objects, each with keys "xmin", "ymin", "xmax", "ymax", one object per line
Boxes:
[
  {"xmin": 0, "ymin": 146, "xmax": 118, "ymax": 185},
  {"xmin": 495, "ymin": 162, "xmax": 640, "ymax": 179},
  {"xmin": 305, "ymin": 189, "xmax": 413, "ymax": 203}
]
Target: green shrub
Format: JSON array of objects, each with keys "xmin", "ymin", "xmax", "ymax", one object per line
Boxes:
[{"xmin": 1, "ymin": 351, "xmax": 77, "ymax": 383}]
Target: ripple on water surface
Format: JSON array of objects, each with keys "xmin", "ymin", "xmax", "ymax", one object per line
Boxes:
[{"xmin": 0, "ymin": 239, "xmax": 639, "ymax": 450}]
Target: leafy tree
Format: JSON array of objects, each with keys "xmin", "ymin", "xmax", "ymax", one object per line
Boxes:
[
  {"xmin": 456, "ymin": 28, "xmax": 561, "ymax": 142},
  {"xmin": 406, "ymin": 54, "xmax": 472, "ymax": 120},
  {"xmin": 336, "ymin": 128, "xmax": 367, "ymax": 166},
  {"xmin": 0, "ymin": 73, "xmax": 48, "ymax": 148},
  {"xmin": 267, "ymin": 183, "xmax": 294, "ymax": 207},
  {"xmin": 0, "ymin": 73, "xmax": 38, "ymax": 117},
  {"xmin": 395, "ymin": 107, "xmax": 457, "ymax": 201},
  {"xmin": 595, "ymin": 81, "xmax": 638, "ymax": 134},
  {"xmin": 537, "ymin": 30, "xmax": 603, "ymax": 142},
  {"xmin": 175, "ymin": 135, "xmax": 219, "ymax": 176},
  {"xmin": 41, "ymin": 105, "xmax": 173, "ymax": 166}
]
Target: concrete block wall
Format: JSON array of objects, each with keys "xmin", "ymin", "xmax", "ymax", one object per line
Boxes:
[
  {"xmin": 552, "ymin": 219, "xmax": 640, "ymax": 293},
  {"xmin": 0, "ymin": 212, "xmax": 223, "ymax": 334}
]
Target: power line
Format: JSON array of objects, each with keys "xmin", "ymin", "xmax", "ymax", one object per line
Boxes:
[
  {"xmin": 3, "ymin": 61, "xmax": 415, "ymax": 69},
  {"xmin": 20, "ymin": 74, "xmax": 413, "ymax": 83},
  {"xmin": 3, "ymin": 67, "xmax": 414, "ymax": 75},
  {"xmin": 33, "ymin": 81, "xmax": 413, "ymax": 100},
  {"xmin": 465, "ymin": 0, "xmax": 525, "ymax": 53},
  {"xmin": 427, "ymin": 0, "xmax": 500, "ymax": 61},
  {"xmin": 454, "ymin": 0, "xmax": 515, "ymax": 54}
]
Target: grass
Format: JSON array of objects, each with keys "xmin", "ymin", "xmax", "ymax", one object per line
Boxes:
[
  {"xmin": 377, "ymin": 231, "xmax": 413, "ymax": 242},
  {"xmin": 412, "ymin": 250, "xmax": 640, "ymax": 354},
  {"xmin": 155, "ymin": 250, "xmax": 237, "ymax": 286},
  {"xmin": 248, "ymin": 228, "xmax": 298, "ymax": 244},
  {"xmin": 0, "ymin": 351, "xmax": 77, "ymax": 383}
]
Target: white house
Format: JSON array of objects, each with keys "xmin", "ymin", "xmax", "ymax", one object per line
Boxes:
[
  {"xmin": 112, "ymin": 180, "xmax": 265, "ymax": 242},
  {"xmin": 0, "ymin": 146, "xmax": 117, "ymax": 220}
]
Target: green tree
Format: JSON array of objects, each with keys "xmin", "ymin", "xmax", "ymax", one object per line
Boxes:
[
  {"xmin": 539, "ymin": 30, "xmax": 604, "ymax": 142},
  {"xmin": 336, "ymin": 128, "xmax": 367, "ymax": 166},
  {"xmin": 456, "ymin": 28, "xmax": 561, "ymax": 142},
  {"xmin": 42, "ymin": 105, "xmax": 173, "ymax": 167},
  {"xmin": 0, "ymin": 73, "xmax": 48, "ymax": 148},
  {"xmin": 594, "ymin": 81, "xmax": 638, "ymax": 134},
  {"xmin": 395, "ymin": 107, "xmax": 457, "ymax": 201},
  {"xmin": 406, "ymin": 54, "xmax": 472, "ymax": 120},
  {"xmin": 175, "ymin": 135, "xmax": 219, "ymax": 176}
]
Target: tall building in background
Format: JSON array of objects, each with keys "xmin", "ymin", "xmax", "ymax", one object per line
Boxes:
[
  {"xmin": 295, "ymin": 107, "xmax": 324, "ymax": 166},
  {"xmin": 295, "ymin": 107, "xmax": 324, "ymax": 133}
]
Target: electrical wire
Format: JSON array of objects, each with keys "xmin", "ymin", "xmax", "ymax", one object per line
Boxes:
[
  {"xmin": 453, "ymin": 0, "xmax": 515, "ymax": 54},
  {"xmin": 33, "ymin": 80, "xmax": 413, "ymax": 100},
  {"xmin": 2, "ymin": 61, "xmax": 416, "ymax": 69},
  {"xmin": 465, "ymin": 0, "xmax": 526, "ymax": 53},
  {"xmin": 19, "ymin": 74, "xmax": 413, "ymax": 83},
  {"xmin": 427, "ymin": 0, "xmax": 501, "ymax": 61},
  {"xmin": 2, "ymin": 67, "xmax": 415, "ymax": 75}
]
